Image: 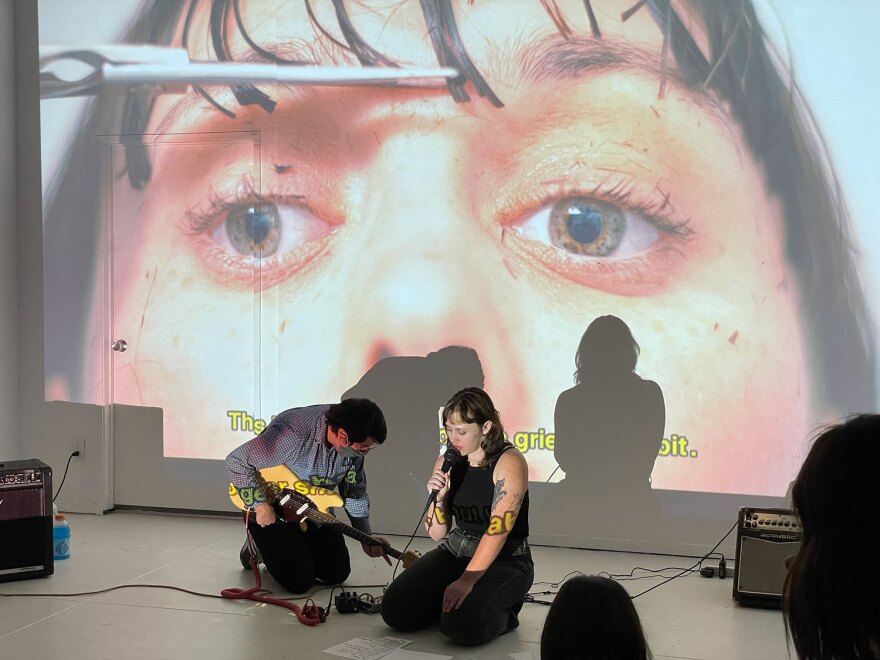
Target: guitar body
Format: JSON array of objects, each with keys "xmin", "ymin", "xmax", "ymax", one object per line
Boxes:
[
  {"xmin": 228, "ymin": 465, "xmax": 420, "ymax": 569},
  {"xmin": 228, "ymin": 465, "xmax": 343, "ymax": 513}
]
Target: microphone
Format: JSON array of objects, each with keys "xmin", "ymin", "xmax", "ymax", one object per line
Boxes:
[{"xmin": 430, "ymin": 444, "xmax": 462, "ymax": 503}]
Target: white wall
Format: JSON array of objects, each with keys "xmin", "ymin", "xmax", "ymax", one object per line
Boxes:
[
  {"xmin": 14, "ymin": 0, "xmax": 107, "ymax": 513},
  {"xmin": 0, "ymin": 0, "xmax": 20, "ymax": 460}
]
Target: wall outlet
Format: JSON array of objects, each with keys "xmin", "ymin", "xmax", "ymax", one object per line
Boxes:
[{"xmin": 72, "ymin": 437, "xmax": 85, "ymax": 461}]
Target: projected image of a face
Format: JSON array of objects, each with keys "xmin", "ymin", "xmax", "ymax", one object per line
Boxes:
[{"xmin": 40, "ymin": 0, "xmax": 875, "ymax": 497}]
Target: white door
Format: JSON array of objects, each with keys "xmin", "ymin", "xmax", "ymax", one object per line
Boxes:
[{"xmin": 102, "ymin": 132, "xmax": 263, "ymax": 510}]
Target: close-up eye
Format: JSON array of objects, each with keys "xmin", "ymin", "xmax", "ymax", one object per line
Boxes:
[
  {"xmin": 210, "ymin": 201, "xmax": 334, "ymax": 259},
  {"xmin": 224, "ymin": 204, "xmax": 281, "ymax": 256},
  {"xmin": 513, "ymin": 196, "xmax": 659, "ymax": 259}
]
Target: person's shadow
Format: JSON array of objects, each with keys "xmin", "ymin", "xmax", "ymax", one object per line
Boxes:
[
  {"xmin": 533, "ymin": 316, "xmax": 665, "ymax": 541},
  {"xmin": 342, "ymin": 346, "xmax": 484, "ymax": 535}
]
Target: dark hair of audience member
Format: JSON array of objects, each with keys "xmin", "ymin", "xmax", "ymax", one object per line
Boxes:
[
  {"xmin": 540, "ymin": 575, "xmax": 652, "ymax": 660},
  {"xmin": 783, "ymin": 413, "xmax": 880, "ymax": 660}
]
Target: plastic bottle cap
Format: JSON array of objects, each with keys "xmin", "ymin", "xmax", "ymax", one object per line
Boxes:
[{"xmin": 55, "ymin": 514, "xmax": 65, "ymax": 520}]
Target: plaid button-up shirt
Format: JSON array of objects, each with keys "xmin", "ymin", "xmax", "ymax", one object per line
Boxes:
[{"xmin": 226, "ymin": 404, "xmax": 372, "ymax": 533}]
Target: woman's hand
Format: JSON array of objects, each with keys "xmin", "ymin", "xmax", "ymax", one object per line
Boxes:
[
  {"xmin": 254, "ymin": 502, "xmax": 276, "ymax": 527},
  {"xmin": 442, "ymin": 575, "xmax": 476, "ymax": 612},
  {"xmin": 427, "ymin": 469, "xmax": 450, "ymax": 502}
]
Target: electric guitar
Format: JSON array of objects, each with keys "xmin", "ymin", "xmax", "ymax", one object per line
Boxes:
[{"xmin": 228, "ymin": 465, "xmax": 419, "ymax": 568}]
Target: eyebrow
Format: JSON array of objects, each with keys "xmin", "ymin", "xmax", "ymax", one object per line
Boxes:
[
  {"xmin": 154, "ymin": 41, "xmax": 344, "ymax": 135},
  {"xmin": 156, "ymin": 32, "xmax": 719, "ymax": 137},
  {"xmin": 516, "ymin": 33, "xmax": 712, "ymax": 101}
]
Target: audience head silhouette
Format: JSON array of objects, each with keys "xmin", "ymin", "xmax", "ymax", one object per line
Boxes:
[
  {"xmin": 784, "ymin": 413, "xmax": 880, "ymax": 660},
  {"xmin": 574, "ymin": 316, "xmax": 640, "ymax": 383},
  {"xmin": 540, "ymin": 575, "xmax": 652, "ymax": 660}
]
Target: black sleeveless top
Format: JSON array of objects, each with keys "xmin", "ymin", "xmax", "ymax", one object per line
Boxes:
[{"xmin": 446, "ymin": 446, "xmax": 529, "ymax": 539}]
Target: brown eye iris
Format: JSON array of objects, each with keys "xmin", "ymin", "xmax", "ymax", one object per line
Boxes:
[
  {"xmin": 549, "ymin": 197, "xmax": 624, "ymax": 256},
  {"xmin": 225, "ymin": 205, "xmax": 281, "ymax": 256}
]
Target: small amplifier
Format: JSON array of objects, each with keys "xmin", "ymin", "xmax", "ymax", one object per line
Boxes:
[
  {"xmin": 0, "ymin": 459, "xmax": 54, "ymax": 582},
  {"xmin": 733, "ymin": 507, "xmax": 801, "ymax": 608}
]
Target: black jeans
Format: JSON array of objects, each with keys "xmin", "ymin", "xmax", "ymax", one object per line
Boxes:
[
  {"xmin": 246, "ymin": 518, "xmax": 351, "ymax": 593},
  {"xmin": 381, "ymin": 546, "xmax": 535, "ymax": 646}
]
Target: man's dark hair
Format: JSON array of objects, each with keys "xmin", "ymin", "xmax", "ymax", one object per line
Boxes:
[{"xmin": 327, "ymin": 398, "xmax": 387, "ymax": 445}]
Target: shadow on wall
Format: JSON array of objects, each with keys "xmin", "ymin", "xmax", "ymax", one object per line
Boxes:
[
  {"xmin": 531, "ymin": 315, "xmax": 667, "ymax": 541},
  {"xmin": 343, "ymin": 346, "xmax": 484, "ymax": 535}
]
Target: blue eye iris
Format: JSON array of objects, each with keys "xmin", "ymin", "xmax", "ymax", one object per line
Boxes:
[
  {"xmin": 549, "ymin": 197, "xmax": 624, "ymax": 257},
  {"xmin": 225, "ymin": 204, "xmax": 281, "ymax": 256},
  {"xmin": 245, "ymin": 207, "xmax": 273, "ymax": 245},
  {"xmin": 565, "ymin": 204, "xmax": 603, "ymax": 245}
]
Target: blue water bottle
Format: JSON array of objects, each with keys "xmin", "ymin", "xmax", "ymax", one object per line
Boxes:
[{"xmin": 53, "ymin": 514, "xmax": 70, "ymax": 560}]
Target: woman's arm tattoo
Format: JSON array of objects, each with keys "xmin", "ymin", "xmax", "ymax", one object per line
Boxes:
[{"xmin": 492, "ymin": 477, "xmax": 507, "ymax": 509}]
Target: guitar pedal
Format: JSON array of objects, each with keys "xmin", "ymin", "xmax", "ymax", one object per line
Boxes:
[{"xmin": 335, "ymin": 591, "xmax": 361, "ymax": 614}]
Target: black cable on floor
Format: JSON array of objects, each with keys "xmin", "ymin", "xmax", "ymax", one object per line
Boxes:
[
  {"xmin": 0, "ymin": 584, "xmax": 226, "ymax": 599},
  {"xmin": 0, "ymin": 582, "xmax": 387, "ymax": 601},
  {"xmin": 630, "ymin": 520, "xmax": 738, "ymax": 599},
  {"xmin": 524, "ymin": 521, "xmax": 738, "ymax": 605}
]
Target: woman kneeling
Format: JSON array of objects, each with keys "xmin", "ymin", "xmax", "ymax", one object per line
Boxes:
[{"xmin": 381, "ymin": 387, "xmax": 534, "ymax": 646}]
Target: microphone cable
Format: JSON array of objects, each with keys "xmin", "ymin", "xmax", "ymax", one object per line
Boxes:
[
  {"xmin": 391, "ymin": 489, "xmax": 436, "ymax": 581},
  {"xmin": 391, "ymin": 444, "xmax": 463, "ymax": 580}
]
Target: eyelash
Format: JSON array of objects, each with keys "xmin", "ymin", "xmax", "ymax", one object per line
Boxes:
[
  {"xmin": 181, "ymin": 173, "xmax": 692, "ymax": 293},
  {"xmin": 182, "ymin": 181, "xmax": 335, "ymax": 287},
  {"xmin": 183, "ymin": 180, "xmax": 293, "ymax": 234},
  {"xmin": 497, "ymin": 178, "xmax": 695, "ymax": 295}
]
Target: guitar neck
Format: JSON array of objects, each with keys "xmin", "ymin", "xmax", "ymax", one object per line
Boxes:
[{"xmin": 300, "ymin": 508, "xmax": 403, "ymax": 560}]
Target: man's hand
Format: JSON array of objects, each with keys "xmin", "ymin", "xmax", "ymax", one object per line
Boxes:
[
  {"xmin": 362, "ymin": 536, "xmax": 392, "ymax": 565},
  {"xmin": 254, "ymin": 502, "xmax": 276, "ymax": 527}
]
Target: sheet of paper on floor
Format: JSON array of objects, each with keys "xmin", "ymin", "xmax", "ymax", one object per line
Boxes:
[
  {"xmin": 322, "ymin": 636, "xmax": 411, "ymax": 660},
  {"xmin": 380, "ymin": 650, "xmax": 453, "ymax": 660}
]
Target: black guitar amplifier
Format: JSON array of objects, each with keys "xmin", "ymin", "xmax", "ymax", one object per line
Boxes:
[
  {"xmin": 733, "ymin": 506, "xmax": 801, "ymax": 608},
  {"xmin": 0, "ymin": 459, "xmax": 54, "ymax": 582}
]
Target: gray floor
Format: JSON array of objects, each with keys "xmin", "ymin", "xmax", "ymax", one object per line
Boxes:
[{"xmin": 0, "ymin": 512, "xmax": 790, "ymax": 659}]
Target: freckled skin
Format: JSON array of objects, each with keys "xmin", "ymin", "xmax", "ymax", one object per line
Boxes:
[{"xmin": 89, "ymin": 0, "xmax": 810, "ymax": 495}]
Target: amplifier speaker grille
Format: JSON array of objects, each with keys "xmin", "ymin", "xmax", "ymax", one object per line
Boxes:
[
  {"xmin": 0, "ymin": 459, "xmax": 54, "ymax": 582},
  {"xmin": 733, "ymin": 506, "xmax": 801, "ymax": 608}
]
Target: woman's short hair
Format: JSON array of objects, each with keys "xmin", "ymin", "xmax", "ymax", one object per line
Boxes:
[
  {"xmin": 442, "ymin": 387, "xmax": 507, "ymax": 466},
  {"xmin": 783, "ymin": 413, "xmax": 880, "ymax": 659},
  {"xmin": 540, "ymin": 575, "xmax": 652, "ymax": 659}
]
